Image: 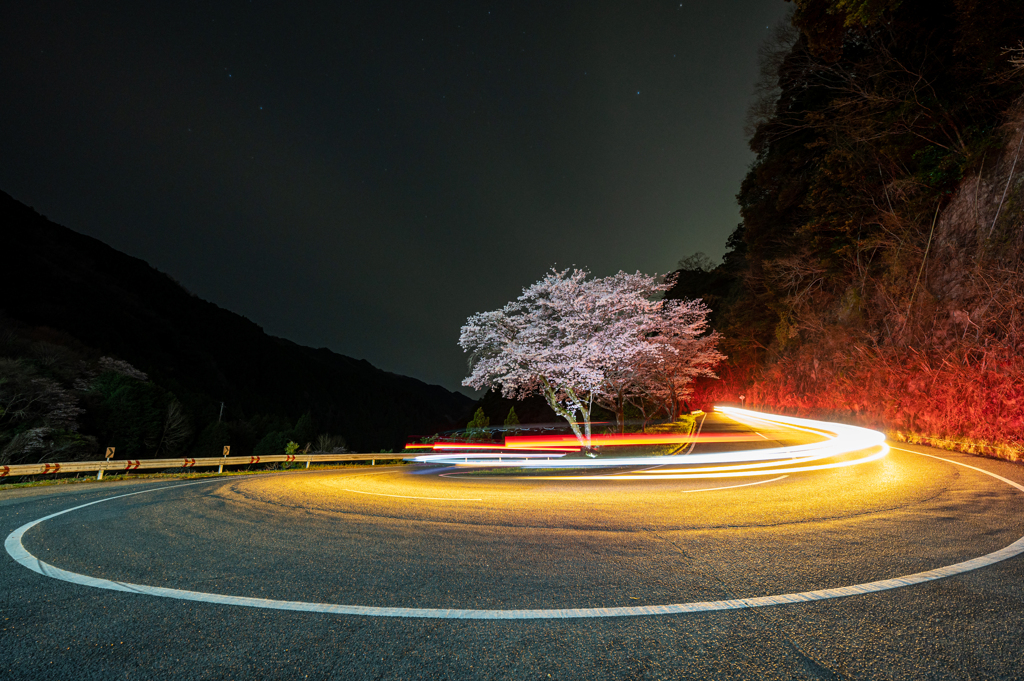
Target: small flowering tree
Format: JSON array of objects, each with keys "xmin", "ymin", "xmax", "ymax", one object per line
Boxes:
[{"xmin": 460, "ymin": 268, "xmax": 723, "ymax": 448}]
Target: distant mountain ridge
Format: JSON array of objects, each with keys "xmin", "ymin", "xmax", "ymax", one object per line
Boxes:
[{"xmin": 0, "ymin": 190, "xmax": 474, "ymax": 452}]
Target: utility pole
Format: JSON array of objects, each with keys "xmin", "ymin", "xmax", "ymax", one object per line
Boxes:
[{"xmin": 218, "ymin": 402, "xmax": 224, "ymax": 423}]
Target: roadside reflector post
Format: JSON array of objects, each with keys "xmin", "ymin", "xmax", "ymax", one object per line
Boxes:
[
  {"xmin": 219, "ymin": 446, "xmax": 230, "ymax": 473},
  {"xmin": 98, "ymin": 447, "xmax": 115, "ymax": 480}
]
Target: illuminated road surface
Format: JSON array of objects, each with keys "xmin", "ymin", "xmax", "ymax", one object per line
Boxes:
[{"xmin": 2, "ymin": 411, "xmax": 1023, "ymax": 679}]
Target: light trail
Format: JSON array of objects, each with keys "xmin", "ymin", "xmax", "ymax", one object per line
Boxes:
[
  {"xmin": 503, "ymin": 432, "xmax": 768, "ymax": 447},
  {"xmin": 407, "ymin": 452, "xmax": 571, "ymax": 464},
  {"xmin": 404, "ymin": 431, "xmax": 767, "ymax": 457},
  {"xmin": 536, "ymin": 446, "xmax": 889, "ymax": 481},
  {"xmin": 409, "ymin": 407, "xmax": 888, "ymax": 478},
  {"xmin": 406, "ymin": 415, "xmax": 780, "ymax": 455}
]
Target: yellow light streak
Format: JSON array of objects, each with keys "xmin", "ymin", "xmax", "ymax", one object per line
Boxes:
[{"xmin": 409, "ymin": 406, "xmax": 888, "ymax": 477}]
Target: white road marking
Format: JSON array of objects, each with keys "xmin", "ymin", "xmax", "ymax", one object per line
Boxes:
[
  {"xmin": 341, "ymin": 488, "xmax": 482, "ymax": 501},
  {"xmin": 6, "ymin": 449, "xmax": 1024, "ymax": 619},
  {"xmin": 679, "ymin": 475, "xmax": 787, "ymax": 493},
  {"xmin": 754, "ymin": 432, "xmax": 769, "ymax": 440},
  {"xmin": 681, "ymin": 410, "xmax": 708, "ymax": 455},
  {"xmin": 889, "ymin": 446, "xmax": 1024, "ymax": 492}
]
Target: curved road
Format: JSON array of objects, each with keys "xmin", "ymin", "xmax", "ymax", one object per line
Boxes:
[{"xmin": 2, "ymin": 413, "xmax": 1023, "ymax": 679}]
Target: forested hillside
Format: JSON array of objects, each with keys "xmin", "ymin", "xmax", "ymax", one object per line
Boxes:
[
  {"xmin": 669, "ymin": 0, "xmax": 1024, "ymax": 460},
  {"xmin": 0, "ymin": 191, "xmax": 474, "ymax": 464}
]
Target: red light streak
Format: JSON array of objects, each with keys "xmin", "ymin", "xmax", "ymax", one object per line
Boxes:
[{"xmin": 406, "ymin": 431, "xmax": 770, "ymax": 454}]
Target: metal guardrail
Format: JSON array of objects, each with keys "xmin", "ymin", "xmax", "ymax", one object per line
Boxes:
[{"xmin": 0, "ymin": 453, "xmax": 400, "ymax": 480}]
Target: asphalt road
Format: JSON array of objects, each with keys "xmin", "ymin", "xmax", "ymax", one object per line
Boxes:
[{"xmin": 2, "ymin": 414, "xmax": 1024, "ymax": 679}]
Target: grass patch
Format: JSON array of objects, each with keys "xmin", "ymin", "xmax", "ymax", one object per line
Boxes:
[{"xmin": 888, "ymin": 431, "xmax": 1023, "ymax": 463}]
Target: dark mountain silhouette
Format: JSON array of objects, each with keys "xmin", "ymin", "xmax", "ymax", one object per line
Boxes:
[{"xmin": 0, "ymin": 190, "xmax": 473, "ymax": 453}]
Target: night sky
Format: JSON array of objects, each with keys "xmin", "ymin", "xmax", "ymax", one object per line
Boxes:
[{"xmin": 2, "ymin": 1, "xmax": 789, "ymax": 395}]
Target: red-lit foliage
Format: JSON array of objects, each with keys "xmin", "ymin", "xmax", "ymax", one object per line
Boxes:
[
  {"xmin": 691, "ymin": 337, "xmax": 1024, "ymax": 462},
  {"xmin": 673, "ymin": 1, "xmax": 1024, "ymax": 462}
]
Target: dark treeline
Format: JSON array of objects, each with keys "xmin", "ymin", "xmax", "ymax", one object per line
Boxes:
[
  {"xmin": 669, "ymin": 0, "xmax": 1024, "ymax": 458},
  {"xmin": 0, "ymin": 191, "xmax": 473, "ymax": 466}
]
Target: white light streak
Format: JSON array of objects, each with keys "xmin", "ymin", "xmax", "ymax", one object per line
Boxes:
[{"xmin": 413, "ymin": 407, "xmax": 888, "ymax": 478}]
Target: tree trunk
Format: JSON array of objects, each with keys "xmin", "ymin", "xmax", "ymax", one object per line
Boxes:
[
  {"xmin": 542, "ymin": 384, "xmax": 586, "ymax": 447},
  {"xmin": 565, "ymin": 387, "xmax": 592, "ymax": 448}
]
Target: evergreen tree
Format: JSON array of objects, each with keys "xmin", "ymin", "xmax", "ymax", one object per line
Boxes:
[
  {"xmin": 253, "ymin": 430, "xmax": 290, "ymax": 458},
  {"xmin": 91, "ymin": 372, "xmax": 169, "ymax": 458},
  {"xmin": 465, "ymin": 407, "xmax": 490, "ymax": 440},
  {"xmin": 192, "ymin": 420, "xmax": 230, "ymax": 458},
  {"xmin": 293, "ymin": 412, "xmax": 315, "ymax": 445},
  {"xmin": 503, "ymin": 407, "xmax": 520, "ymax": 435}
]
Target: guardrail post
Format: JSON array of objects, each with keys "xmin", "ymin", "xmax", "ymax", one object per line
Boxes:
[
  {"xmin": 372, "ymin": 459, "xmax": 375, "ymax": 466},
  {"xmin": 98, "ymin": 447, "xmax": 115, "ymax": 480}
]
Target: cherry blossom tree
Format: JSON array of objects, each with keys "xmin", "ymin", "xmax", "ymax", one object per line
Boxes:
[
  {"xmin": 459, "ymin": 268, "xmax": 724, "ymax": 448},
  {"xmin": 460, "ymin": 269, "xmax": 612, "ymax": 448}
]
